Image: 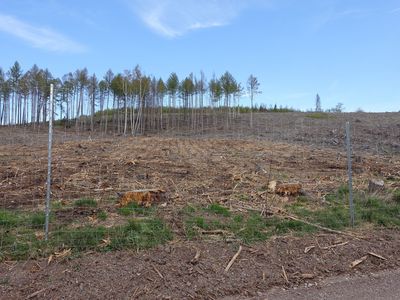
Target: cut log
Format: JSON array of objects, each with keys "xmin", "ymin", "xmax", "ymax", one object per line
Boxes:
[
  {"xmin": 116, "ymin": 189, "xmax": 165, "ymax": 207},
  {"xmin": 270, "ymin": 181, "xmax": 302, "ymax": 196},
  {"xmin": 368, "ymin": 179, "xmax": 384, "ymax": 193}
]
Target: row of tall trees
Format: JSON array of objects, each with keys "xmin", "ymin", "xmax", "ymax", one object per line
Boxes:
[{"xmin": 0, "ymin": 61, "xmax": 261, "ymax": 134}]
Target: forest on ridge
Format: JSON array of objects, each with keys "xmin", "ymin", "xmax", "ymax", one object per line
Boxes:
[{"xmin": 0, "ymin": 61, "xmax": 262, "ymax": 135}]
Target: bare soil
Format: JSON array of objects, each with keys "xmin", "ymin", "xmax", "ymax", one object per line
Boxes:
[
  {"xmin": 0, "ymin": 112, "xmax": 399, "ymax": 299},
  {"xmin": 1, "ymin": 230, "xmax": 399, "ymax": 299}
]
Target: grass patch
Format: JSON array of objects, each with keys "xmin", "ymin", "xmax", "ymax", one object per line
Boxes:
[
  {"xmin": 393, "ymin": 190, "xmax": 400, "ymax": 204},
  {"xmin": 28, "ymin": 212, "xmax": 46, "ymax": 229},
  {"xmin": 357, "ymin": 197, "xmax": 400, "ymax": 227},
  {"xmin": 204, "ymin": 203, "xmax": 231, "ymax": 217},
  {"xmin": 0, "ymin": 206, "xmax": 171, "ymax": 261},
  {"xmin": 288, "ymin": 189, "xmax": 400, "ymax": 230},
  {"xmin": 117, "ymin": 202, "xmax": 155, "ymax": 216},
  {"xmin": 0, "ymin": 209, "xmax": 24, "ymax": 227},
  {"xmin": 184, "ymin": 188, "xmax": 400, "ymax": 244},
  {"xmin": 275, "ymin": 219, "xmax": 316, "ymax": 234},
  {"xmin": 53, "ymin": 226, "xmax": 106, "ymax": 251},
  {"xmin": 232, "ymin": 213, "xmax": 272, "ymax": 243},
  {"xmin": 0, "ymin": 210, "xmax": 49, "ymax": 229},
  {"xmin": 97, "ymin": 210, "xmax": 108, "ymax": 221},
  {"xmin": 74, "ymin": 198, "xmax": 98, "ymax": 208},
  {"xmin": 109, "ymin": 218, "xmax": 172, "ymax": 250},
  {"xmin": 52, "ymin": 200, "xmax": 64, "ymax": 210},
  {"xmin": 184, "ymin": 206, "xmax": 315, "ymax": 243}
]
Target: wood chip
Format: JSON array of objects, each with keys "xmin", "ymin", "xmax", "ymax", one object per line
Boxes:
[
  {"xmin": 350, "ymin": 255, "xmax": 368, "ymax": 268},
  {"xmin": 54, "ymin": 248, "xmax": 72, "ymax": 259},
  {"xmin": 301, "ymin": 273, "xmax": 315, "ymax": 279},
  {"xmin": 191, "ymin": 247, "xmax": 201, "ymax": 265},
  {"xmin": 304, "ymin": 245, "xmax": 315, "ymax": 253},
  {"xmin": 225, "ymin": 245, "xmax": 243, "ymax": 272}
]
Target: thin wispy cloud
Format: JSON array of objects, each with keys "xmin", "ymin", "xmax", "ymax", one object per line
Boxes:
[
  {"xmin": 390, "ymin": 7, "xmax": 400, "ymax": 14},
  {"xmin": 0, "ymin": 14, "xmax": 86, "ymax": 53},
  {"xmin": 313, "ymin": 7, "xmax": 371, "ymax": 31},
  {"xmin": 128, "ymin": 0, "xmax": 249, "ymax": 38}
]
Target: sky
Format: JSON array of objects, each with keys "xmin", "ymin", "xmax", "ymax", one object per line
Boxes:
[{"xmin": 0, "ymin": 0, "xmax": 399, "ymax": 112}]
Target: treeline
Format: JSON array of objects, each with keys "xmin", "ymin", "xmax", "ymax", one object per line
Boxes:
[{"xmin": 0, "ymin": 61, "xmax": 263, "ymax": 135}]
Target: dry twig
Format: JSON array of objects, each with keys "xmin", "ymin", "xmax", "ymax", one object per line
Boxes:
[
  {"xmin": 281, "ymin": 266, "xmax": 289, "ymax": 284},
  {"xmin": 368, "ymin": 252, "xmax": 387, "ymax": 260},
  {"xmin": 225, "ymin": 245, "xmax": 243, "ymax": 272},
  {"xmin": 25, "ymin": 288, "xmax": 47, "ymax": 299}
]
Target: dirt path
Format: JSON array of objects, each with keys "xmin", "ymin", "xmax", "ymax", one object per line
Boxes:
[{"xmin": 263, "ymin": 268, "xmax": 400, "ymax": 300}]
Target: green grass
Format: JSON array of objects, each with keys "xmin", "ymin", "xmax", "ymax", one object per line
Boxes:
[
  {"xmin": 53, "ymin": 226, "xmax": 106, "ymax": 251},
  {"xmin": 97, "ymin": 210, "xmax": 108, "ymax": 221},
  {"xmin": 52, "ymin": 200, "xmax": 64, "ymax": 210},
  {"xmin": 0, "ymin": 210, "xmax": 48, "ymax": 229},
  {"xmin": 183, "ymin": 188, "xmax": 400, "ymax": 244},
  {"xmin": 0, "ymin": 209, "xmax": 24, "ymax": 227},
  {"xmin": 204, "ymin": 203, "xmax": 231, "ymax": 217},
  {"xmin": 288, "ymin": 191, "xmax": 400, "ymax": 230},
  {"xmin": 0, "ymin": 206, "xmax": 170, "ymax": 261},
  {"xmin": 117, "ymin": 202, "xmax": 155, "ymax": 216},
  {"xmin": 275, "ymin": 219, "xmax": 316, "ymax": 234},
  {"xmin": 109, "ymin": 218, "xmax": 172, "ymax": 250},
  {"xmin": 2, "ymin": 186, "xmax": 399, "ymax": 261},
  {"xmin": 183, "ymin": 205, "xmax": 315, "ymax": 243},
  {"xmin": 74, "ymin": 198, "xmax": 98, "ymax": 208},
  {"xmin": 393, "ymin": 190, "xmax": 400, "ymax": 204},
  {"xmin": 29, "ymin": 212, "xmax": 46, "ymax": 229}
]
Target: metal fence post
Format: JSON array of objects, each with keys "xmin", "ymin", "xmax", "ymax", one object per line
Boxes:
[
  {"xmin": 345, "ymin": 121, "xmax": 355, "ymax": 227},
  {"xmin": 45, "ymin": 84, "xmax": 54, "ymax": 241}
]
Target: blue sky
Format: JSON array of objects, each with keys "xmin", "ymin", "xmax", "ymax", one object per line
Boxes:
[{"xmin": 0, "ymin": 0, "xmax": 399, "ymax": 112}]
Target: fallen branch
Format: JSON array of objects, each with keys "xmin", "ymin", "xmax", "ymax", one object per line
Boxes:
[
  {"xmin": 368, "ymin": 252, "xmax": 387, "ymax": 260},
  {"xmin": 284, "ymin": 214, "xmax": 361, "ymax": 240},
  {"xmin": 320, "ymin": 241, "xmax": 349, "ymax": 250},
  {"xmin": 350, "ymin": 256, "xmax": 368, "ymax": 268},
  {"xmin": 199, "ymin": 229, "xmax": 229, "ymax": 235},
  {"xmin": 151, "ymin": 264, "xmax": 164, "ymax": 279},
  {"xmin": 225, "ymin": 245, "xmax": 243, "ymax": 272},
  {"xmin": 25, "ymin": 288, "xmax": 47, "ymax": 299}
]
